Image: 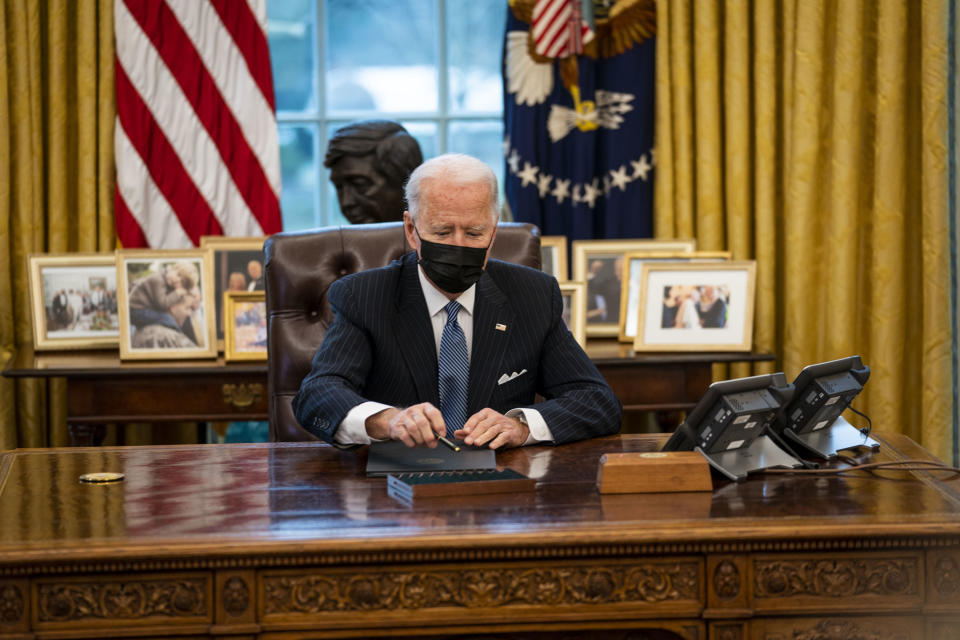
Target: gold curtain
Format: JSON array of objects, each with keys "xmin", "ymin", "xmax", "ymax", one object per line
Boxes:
[
  {"xmin": 655, "ymin": 0, "xmax": 954, "ymax": 460},
  {"xmin": 0, "ymin": 0, "xmax": 115, "ymax": 450}
]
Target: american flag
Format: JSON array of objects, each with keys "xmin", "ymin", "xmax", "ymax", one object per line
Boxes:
[
  {"xmin": 531, "ymin": 0, "xmax": 594, "ymax": 59},
  {"xmin": 503, "ymin": 0, "xmax": 656, "ymax": 242},
  {"xmin": 114, "ymin": 0, "xmax": 283, "ymax": 249}
]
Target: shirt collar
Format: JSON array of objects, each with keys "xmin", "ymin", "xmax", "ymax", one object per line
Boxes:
[{"xmin": 417, "ymin": 264, "xmax": 476, "ymax": 318}]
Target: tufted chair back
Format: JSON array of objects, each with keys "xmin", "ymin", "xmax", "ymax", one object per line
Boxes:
[{"xmin": 264, "ymin": 221, "xmax": 542, "ymax": 441}]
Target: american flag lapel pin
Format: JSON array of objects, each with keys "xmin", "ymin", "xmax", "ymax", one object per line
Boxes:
[{"xmin": 495, "ymin": 323, "xmax": 507, "ymax": 332}]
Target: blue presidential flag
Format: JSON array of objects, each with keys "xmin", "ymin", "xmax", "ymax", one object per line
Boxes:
[{"xmin": 503, "ymin": 0, "xmax": 656, "ymax": 241}]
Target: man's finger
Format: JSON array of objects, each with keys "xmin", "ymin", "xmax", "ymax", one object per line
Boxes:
[
  {"xmin": 463, "ymin": 408, "xmax": 498, "ymax": 435},
  {"xmin": 403, "ymin": 411, "xmax": 431, "ymax": 446},
  {"xmin": 422, "ymin": 404, "xmax": 447, "ymax": 438},
  {"xmin": 392, "ymin": 420, "xmax": 416, "ymax": 448},
  {"xmin": 488, "ymin": 430, "xmax": 513, "ymax": 450},
  {"xmin": 467, "ymin": 419, "xmax": 502, "ymax": 447}
]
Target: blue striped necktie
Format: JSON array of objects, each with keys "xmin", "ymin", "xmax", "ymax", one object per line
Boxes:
[{"xmin": 438, "ymin": 300, "xmax": 469, "ymax": 438}]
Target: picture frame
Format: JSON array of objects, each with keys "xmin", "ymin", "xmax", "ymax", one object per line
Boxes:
[
  {"xmin": 571, "ymin": 239, "xmax": 697, "ymax": 337},
  {"xmin": 618, "ymin": 251, "xmax": 732, "ymax": 343},
  {"xmin": 198, "ymin": 236, "xmax": 266, "ymax": 348},
  {"xmin": 27, "ymin": 253, "xmax": 120, "ymax": 350},
  {"xmin": 558, "ymin": 281, "xmax": 587, "ymax": 348},
  {"xmin": 116, "ymin": 249, "xmax": 217, "ymax": 360},
  {"xmin": 633, "ymin": 261, "xmax": 756, "ymax": 352},
  {"xmin": 223, "ymin": 291, "xmax": 267, "ymax": 362},
  {"xmin": 540, "ymin": 236, "xmax": 568, "ymax": 281}
]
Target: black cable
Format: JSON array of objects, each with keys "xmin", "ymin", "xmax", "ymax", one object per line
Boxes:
[
  {"xmin": 847, "ymin": 405, "xmax": 873, "ymax": 437},
  {"xmin": 765, "ymin": 425, "xmax": 820, "ymax": 469},
  {"xmin": 762, "ymin": 458, "xmax": 960, "ymax": 478}
]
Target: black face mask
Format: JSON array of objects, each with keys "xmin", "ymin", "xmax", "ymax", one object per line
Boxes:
[{"xmin": 415, "ymin": 228, "xmax": 490, "ymax": 294}]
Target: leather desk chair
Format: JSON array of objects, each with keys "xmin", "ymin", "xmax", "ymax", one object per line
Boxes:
[{"xmin": 264, "ymin": 221, "xmax": 542, "ymax": 441}]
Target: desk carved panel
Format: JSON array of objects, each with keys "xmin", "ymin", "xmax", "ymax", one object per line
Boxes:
[
  {"xmin": 264, "ymin": 559, "xmax": 700, "ymax": 617},
  {"xmin": 929, "ymin": 551, "xmax": 960, "ymax": 602},
  {"xmin": 754, "ymin": 556, "xmax": 919, "ymax": 600},
  {"xmin": 0, "ymin": 584, "xmax": 24, "ymax": 624},
  {"xmin": 753, "ymin": 616, "xmax": 921, "ymax": 640},
  {"xmin": 34, "ymin": 575, "xmax": 209, "ymax": 626}
]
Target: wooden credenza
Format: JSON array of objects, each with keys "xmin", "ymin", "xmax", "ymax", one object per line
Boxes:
[
  {"xmin": 1, "ymin": 434, "xmax": 958, "ymax": 639},
  {"xmin": 1, "ymin": 342, "xmax": 773, "ymax": 445}
]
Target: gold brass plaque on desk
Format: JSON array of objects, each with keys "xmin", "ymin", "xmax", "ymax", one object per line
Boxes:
[
  {"xmin": 78, "ymin": 471, "xmax": 125, "ymax": 484},
  {"xmin": 596, "ymin": 452, "xmax": 712, "ymax": 493}
]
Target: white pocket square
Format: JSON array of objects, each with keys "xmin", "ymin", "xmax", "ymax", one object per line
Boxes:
[{"xmin": 497, "ymin": 369, "xmax": 528, "ymax": 385}]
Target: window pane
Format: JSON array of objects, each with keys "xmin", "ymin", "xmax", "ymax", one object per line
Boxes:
[
  {"xmin": 267, "ymin": 0, "xmax": 318, "ymax": 115},
  {"xmin": 447, "ymin": 1, "xmax": 506, "ymax": 113},
  {"xmin": 278, "ymin": 124, "xmax": 320, "ymax": 231},
  {"xmin": 448, "ymin": 120, "xmax": 505, "ymax": 200},
  {"xmin": 400, "ymin": 121, "xmax": 438, "ymax": 161},
  {"xmin": 325, "ymin": 0, "xmax": 438, "ymax": 113}
]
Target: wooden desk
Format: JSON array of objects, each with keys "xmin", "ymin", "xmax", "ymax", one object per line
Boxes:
[
  {"xmin": 1, "ymin": 434, "xmax": 958, "ymax": 639},
  {"xmin": 2, "ymin": 343, "xmax": 772, "ymax": 445},
  {"xmin": 2, "ymin": 346, "xmax": 270, "ymax": 445}
]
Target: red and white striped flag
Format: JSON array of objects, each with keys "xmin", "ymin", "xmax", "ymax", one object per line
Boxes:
[
  {"xmin": 531, "ymin": 0, "xmax": 594, "ymax": 59},
  {"xmin": 114, "ymin": 0, "xmax": 283, "ymax": 249}
]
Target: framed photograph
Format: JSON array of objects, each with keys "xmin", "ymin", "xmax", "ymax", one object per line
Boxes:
[
  {"xmin": 558, "ymin": 281, "xmax": 586, "ymax": 348},
  {"xmin": 223, "ymin": 291, "xmax": 267, "ymax": 362},
  {"xmin": 117, "ymin": 249, "xmax": 217, "ymax": 360},
  {"xmin": 199, "ymin": 236, "xmax": 266, "ymax": 347},
  {"xmin": 633, "ymin": 261, "xmax": 756, "ymax": 352},
  {"xmin": 27, "ymin": 253, "xmax": 120, "ymax": 350},
  {"xmin": 571, "ymin": 239, "xmax": 697, "ymax": 337},
  {"xmin": 618, "ymin": 251, "xmax": 732, "ymax": 343},
  {"xmin": 540, "ymin": 236, "xmax": 568, "ymax": 281}
]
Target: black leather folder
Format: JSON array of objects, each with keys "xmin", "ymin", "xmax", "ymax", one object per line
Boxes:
[{"xmin": 365, "ymin": 440, "xmax": 496, "ymax": 477}]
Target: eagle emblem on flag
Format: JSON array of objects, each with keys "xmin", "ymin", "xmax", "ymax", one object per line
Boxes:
[
  {"xmin": 503, "ymin": 0, "xmax": 657, "ymax": 241},
  {"xmin": 505, "ymin": 0, "xmax": 655, "ymax": 141}
]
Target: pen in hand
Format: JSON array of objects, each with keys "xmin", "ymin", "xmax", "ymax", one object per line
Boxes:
[{"xmin": 437, "ymin": 435, "xmax": 461, "ymax": 452}]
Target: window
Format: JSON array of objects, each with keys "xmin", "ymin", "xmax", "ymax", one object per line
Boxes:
[{"xmin": 267, "ymin": 0, "xmax": 507, "ymax": 231}]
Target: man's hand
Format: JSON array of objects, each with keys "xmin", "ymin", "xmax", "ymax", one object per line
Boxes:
[
  {"xmin": 456, "ymin": 409, "xmax": 529, "ymax": 450},
  {"xmin": 365, "ymin": 403, "xmax": 446, "ymax": 448}
]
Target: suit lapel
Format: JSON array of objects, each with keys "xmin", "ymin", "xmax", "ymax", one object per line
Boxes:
[
  {"xmin": 393, "ymin": 253, "xmax": 440, "ymax": 406},
  {"xmin": 468, "ymin": 273, "xmax": 515, "ymax": 415}
]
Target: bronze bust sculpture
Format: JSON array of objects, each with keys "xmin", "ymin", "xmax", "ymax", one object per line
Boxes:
[{"xmin": 324, "ymin": 120, "xmax": 423, "ymax": 224}]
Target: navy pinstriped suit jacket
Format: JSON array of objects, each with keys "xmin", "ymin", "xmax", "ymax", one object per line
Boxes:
[{"xmin": 292, "ymin": 252, "xmax": 622, "ymax": 445}]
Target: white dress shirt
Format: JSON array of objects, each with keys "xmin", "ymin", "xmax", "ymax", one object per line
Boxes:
[{"xmin": 334, "ymin": 265, "xmax": 553, "ymax": 445}]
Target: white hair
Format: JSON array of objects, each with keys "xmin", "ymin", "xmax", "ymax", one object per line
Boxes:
[{"xmin": 405, "ymin": 153, "xmax": 499, "ymax": 223}]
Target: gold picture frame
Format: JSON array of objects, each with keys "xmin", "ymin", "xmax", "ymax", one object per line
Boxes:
[
  {"xmin": 199, "ymin": 235, "xmax": 266, "ymax": 348},
  {"xmin": 633, "ymin": 261, "xmax": 756, "ymax": 352},
  {"xmin": 27, "ymin": 253, "xmax": 120, "ymax": 350},
  {"xmin": 116, "ymin": 249, "xmax": 217, "ymax": 360},
  {"xmin": 558, "ymin": 281, "xmax": 587, "ymax": 348},
  {"xmin": 223, "ymin": 291, "xmax": 267, "ymax": 362},
  {"xmin": 540, "ymin": 235, "xmax": 568, "ymax": 281},
  {"xmin": 571, "ymin": 238, "xmax": 696, "ymax": 337},
  {"xmin": 618, "ymin": 251, "xmax": 732, "ymax": 343}
]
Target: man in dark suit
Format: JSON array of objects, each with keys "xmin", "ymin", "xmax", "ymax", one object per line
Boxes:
[{"xmin": 293, "ymin": 153, "xmax": 621, "ymax": 449}]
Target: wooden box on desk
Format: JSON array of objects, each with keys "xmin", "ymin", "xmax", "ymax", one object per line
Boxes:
[{"xmin": 596, "ymin": 451, "xmax": 713, "ymax": 493}]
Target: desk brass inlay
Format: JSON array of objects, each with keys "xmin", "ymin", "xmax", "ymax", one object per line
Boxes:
[
  {"xmin": 754, "ymin": 558, "xmax": 918, "ymax": 599},
  {"xmin": 38, "ymin": 579, "xmax": 207, "ymax": 622},
  {"xmin": 264, "ymin": 562, "xmax": 699, "ymax": 615},
  {"xmin": 0, "ymin": 584, "xmax": 24, "ymax": 623},
  {"xmin": 222, "ymin": 576, "xmax": 250, "ymax": 616},
  {"xmin": 221, "ymin": 383, "xmax": 263, "ymax": 409}
]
